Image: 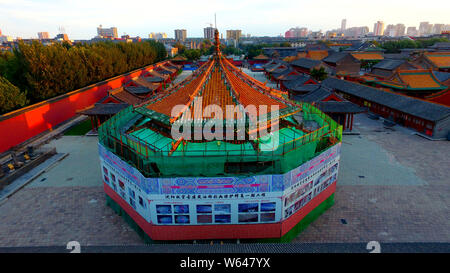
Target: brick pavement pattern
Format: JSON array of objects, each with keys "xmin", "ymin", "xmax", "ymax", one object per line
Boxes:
[{"xmin": 0, "ymin": 114, "xmax": 449, "ymax": 246}]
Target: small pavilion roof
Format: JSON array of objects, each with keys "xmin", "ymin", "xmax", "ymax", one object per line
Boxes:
[
  {"xmin": 376, "ymin": 69, "xmax": 448, "ymax": 91},
  {"xmin": 424, "ymin": 52, "xmax": 450, "ymax": 69},
  {"xmin": 350, "ymin": 52, "xmax": 384, "ymax": 61},
  {"xmin": 314, "ymin": 101, "xmax": 366, "ymax": 113},
  {"xmin": 253, "ymin": 54, "xmax": 269, "ymax": 60},
  {"xmin": 322, "ymin": 77, "xmax": 450, "ymax": 121},
  {"xmin": 290, "ymin": 58, "xmax": 321, "ymax": 69}
]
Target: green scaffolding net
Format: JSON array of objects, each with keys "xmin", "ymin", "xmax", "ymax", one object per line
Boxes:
[{"xmin": 98, "ymin": 102, "xmax": 342, "ymax": 178}]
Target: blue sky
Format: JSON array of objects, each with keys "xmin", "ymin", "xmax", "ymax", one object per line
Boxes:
[{"xmin": 0, "ymin": 0, "xmax": 449, "ymax": 40}]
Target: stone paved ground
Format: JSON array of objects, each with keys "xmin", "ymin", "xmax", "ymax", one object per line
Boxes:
[
  {"xmin": 0, "ymin": 114, "xmax": 449, "ymax": 247},
  {"xmin": 294, "ymin": 114, "xmax": 450, "ymax": 243}
]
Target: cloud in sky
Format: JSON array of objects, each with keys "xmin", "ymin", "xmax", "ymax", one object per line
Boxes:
[{"xmin": 0, "ymin": 0, "xmax": 449, "ymax": 39}]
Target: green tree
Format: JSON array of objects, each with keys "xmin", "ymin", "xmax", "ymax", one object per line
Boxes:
[
  {"xmin": 0, "ymin": 75, "xmax": 27, "ymax": 113},
  {"xmin": 0, "ymin": 39, "xmax": 167, "ymax": 108},
  {"xmin": 183, "ymin": 49, "xmax": 202, "ymax": 60},
  {"xmin": 381, "ymin": 38, "xmax": 449, "ymax": 53},
  {"xmin": 310, "ymin": 67, "xmax": 328, "ymax": 81},
  {"xmin": 223, "ymin": 46, "xmax": 240, "ymax": 55},
  {"xmin": 174, "ymin": 42, "xmax": 186, "ymax": 55}
]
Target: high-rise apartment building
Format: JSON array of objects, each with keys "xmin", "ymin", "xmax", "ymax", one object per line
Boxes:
[
  {"xmin": 204, "ymin": 27, "xmax": 216, "ymax": 40},
  {"xmin": 226, "ymin": 30, "xmax": 242, "ymax": 41},
  {"xmin": 148, "ymin": 33, "xmax": 167, "ymax": 40},
  {"xmin": 284, "ymin": 27, "xmax": 309, "ymax": 38},
  {"xmin": 384, "ymin": 24, "xmax": 395, "ymax": 37},
  {"xmin": 384, "ymin": 24, "xmax": 405, "ymax": 37},
  {"xmin": 419, "ymin": 22, "xmax": 433, "ymax": 36},
  {"xmin": 56, "ymin": 33, "xmax": 69, "ymax": 41},
  {"xmin": 395, "ymin": 24, "xmax": 406, "ymax": 37},
  {"xmin": 97, "ymin": 25, "xmax": 118, "ymax": 38},
  {"xmin": 373, "ymin": 21, "xmax": 384, "ymax": 36},
  {"xmin": 432, "ymin": 24, "xmax": 445, "ymax": 34},
  {"xmin": 407, "ymin": 27, "xmax": 419, "ymax": 36},
  {"xmin": 341, "ymin": 19, "xmax": 347, "ymax": 31},
  {"xmin": 37, "ymin": 32, "xmax": 50, "ymax": 40},
  {"xmin": 174, "ymin": 29, "xmax": 187, "ymax": 41}
]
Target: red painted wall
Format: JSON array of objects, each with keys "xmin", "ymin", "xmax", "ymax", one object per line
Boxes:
[
  {"xmin": 0, "ymin": 62, "xmax": 167, "ymax": 153},
  {"xmin": 281, "ymin": 182, "xmax": 336, "ymax": 235},
  {"xmin": 427, "ymin": 89, "xmax": 450, "ymax": 107}
]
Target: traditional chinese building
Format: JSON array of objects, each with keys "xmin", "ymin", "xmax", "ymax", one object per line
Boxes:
[
  {"xmin": 323, "ymin": 52, "xmax": 361, "ymax": 76},
  {"xmin": 371, "ymin": 69, "xmax": 448, "ymax": 98},
  {"xmin": 370, "ymin": 59, "xmax": 419, "ymax": 78},
  {"xmin": 413, "ymin": 52, "xmax": 450, "ymax": 72},
  {"xmin": 290, "ymin": 58, "xmax": 326, "ymax": 75},
  {"xmin": 292, "ymin": 87, "xmax": 365, "ymax": 132},
  {"xmin": 98, "ymin": 30, "xmax": 343, "ymax": 241},
  {"xmin": 323, "ymin": 77, "xmax": 450, "ymax": 138},
  {"xmin": 349, "ymin": 52, "xmax": 384, "ymax": 69},
  {"xmin": 79, "ymin": 61, "xmax": 182, "ymax": 132}
]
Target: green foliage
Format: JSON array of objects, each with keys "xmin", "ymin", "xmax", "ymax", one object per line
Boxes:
[
  {"xmin": 241, "ymin": 43, "xmax": 290, "ymax": 59},
  {"xmin": 174, "ymin": 42, "xmax": 186, "ymax": 55},
  {"xmin": 360, "ymin": 60, "xmax": 380, "ymax": 69},
  {"xmin": 178, "ymin": 44, "xmax": 239, "ymax": 61},
  {"xmin": 182, "ymin": 49, "xmax": 202, "ymax": 61},
  {"xmin": 0, "ymin": 40, "xmax": 166, "ymax": 107},
  {"xmin": 0, "ymin": 75, "xmax": 28, "ymax": 114},
  {"xmin": 223, "ymin": 46, "xmax": 241, "ymax": 56},
  {"xmin": 64, "ymin": 118, "xmax": 92, "ymax": 135},
  {"xmin": 381, "ymin": 38, "xmax": 449, "ymax": 53},
  {"xmin": 310, "ymin": 67, "xmax": 328, "ymax": 81}
]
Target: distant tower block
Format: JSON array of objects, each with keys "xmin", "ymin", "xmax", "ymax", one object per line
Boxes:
[{"xmin": 341, "ymin": 19, "xmax": 347, "ymax": 31}]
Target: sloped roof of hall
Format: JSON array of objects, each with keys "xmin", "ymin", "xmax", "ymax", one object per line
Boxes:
[{"xmin": 290, "ymin": 58, "xmax": 321, "ymax": 69}]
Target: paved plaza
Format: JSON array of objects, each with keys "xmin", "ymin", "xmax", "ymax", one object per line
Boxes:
[{"xmin": 0, "ymin": 111, "xmax": 449, "ymax": 247}]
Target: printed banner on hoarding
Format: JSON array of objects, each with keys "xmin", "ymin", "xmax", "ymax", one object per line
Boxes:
[{"xmin": 98, "ymin": 142, "xmax": 340, "ymax": 196}]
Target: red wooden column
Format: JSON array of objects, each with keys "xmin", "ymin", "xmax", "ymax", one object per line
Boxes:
[
  {"xmin": 343, "ymin": 114, "xmax": 347, "ymax": 130},
  {"xmin": 350, "ymin": 114, "xmax": 354, "ymax": 131},
  {"xmin": 347, "ymin": 114, "xmax": 351, "ymax": 130}
]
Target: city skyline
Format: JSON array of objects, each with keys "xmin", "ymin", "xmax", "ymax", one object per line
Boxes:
[{"xmin": 0, "ymin": 0, "xmax": 449, "ymax": 39}]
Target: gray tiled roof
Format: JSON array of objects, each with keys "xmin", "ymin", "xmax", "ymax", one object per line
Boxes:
[
  {"xmin": 145, "ymin": 76, "xmax": 164, "ymax": 83},
  {"xmin": 323, "ymin": 52, "xmax": 349, "ymax": 64},
  {"xmin": 434, "ymin": 71, "xmax": 450, "ymax": 83},
  {"xmin": 125, "ymin": 86, "xmax": 151, "ymax": 95},
  {"xmin": 299, "ymin": 87, "xmax": 333, "ymax": 103},
  {"xmin": 322, "ymin": 78, "xmax": 450, "ymax": 121},
  {"xmin": 282, "ymin": 75, "xmax": 315, "ymax": 91},
  {"xmin": 372, "ymin": 59, "xmax": 405, "ymax": 70},
  {"xmin": 428, "ymin": 42, "xmax": 450, "ymax": 49},
  {"xmin": 79, "ymin": 103, "xmax": 129, "ymax": 115},
  {"xmin": 271, "ymin": 67, "xmax": 295, "ymax": 79},
  {"xmin": 279, "ymin": 73, "xmax": 304, "ymax": 81},
  {"xmin": 315, "ymin": 101, "xmax": 366, "ymax": 113},
  {"xmin": 264, "ymin": 61, "xmax": 287, "ymax": 72},
  {"xmin": 344, "ymin": 41, "xmax": 385, "ymax": 52},
  {"xmin": 288, "ymin": 84, "xmax": 321, "ymax": 92},
  {"xmin": 290, "ymin": 58, "xmax": 321, "ymax": 69}
]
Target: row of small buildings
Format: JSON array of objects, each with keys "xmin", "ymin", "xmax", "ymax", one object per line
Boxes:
[
  {"xmin": 78, "ymin": 61, "xmax": 182, "ymax": 132},
  {"xmin": 262, "ymin": 42, "xmax": 450, "ymax": 139}
]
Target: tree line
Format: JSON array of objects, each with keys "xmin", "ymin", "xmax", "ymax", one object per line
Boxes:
[
  {"xmin": 241, "ymin": 42, "xmax": 291, "ymax": 59},
  {"xmin": 173, "ymin": 39, "xmax": 243, "ymax": 61},
  {"xmin": 380, "ymin": 38, "xmax": 449, "ymax": 53},
  {"xmin": 0, "ymin": 40, "xmax": 166, "ymax": 114}
]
